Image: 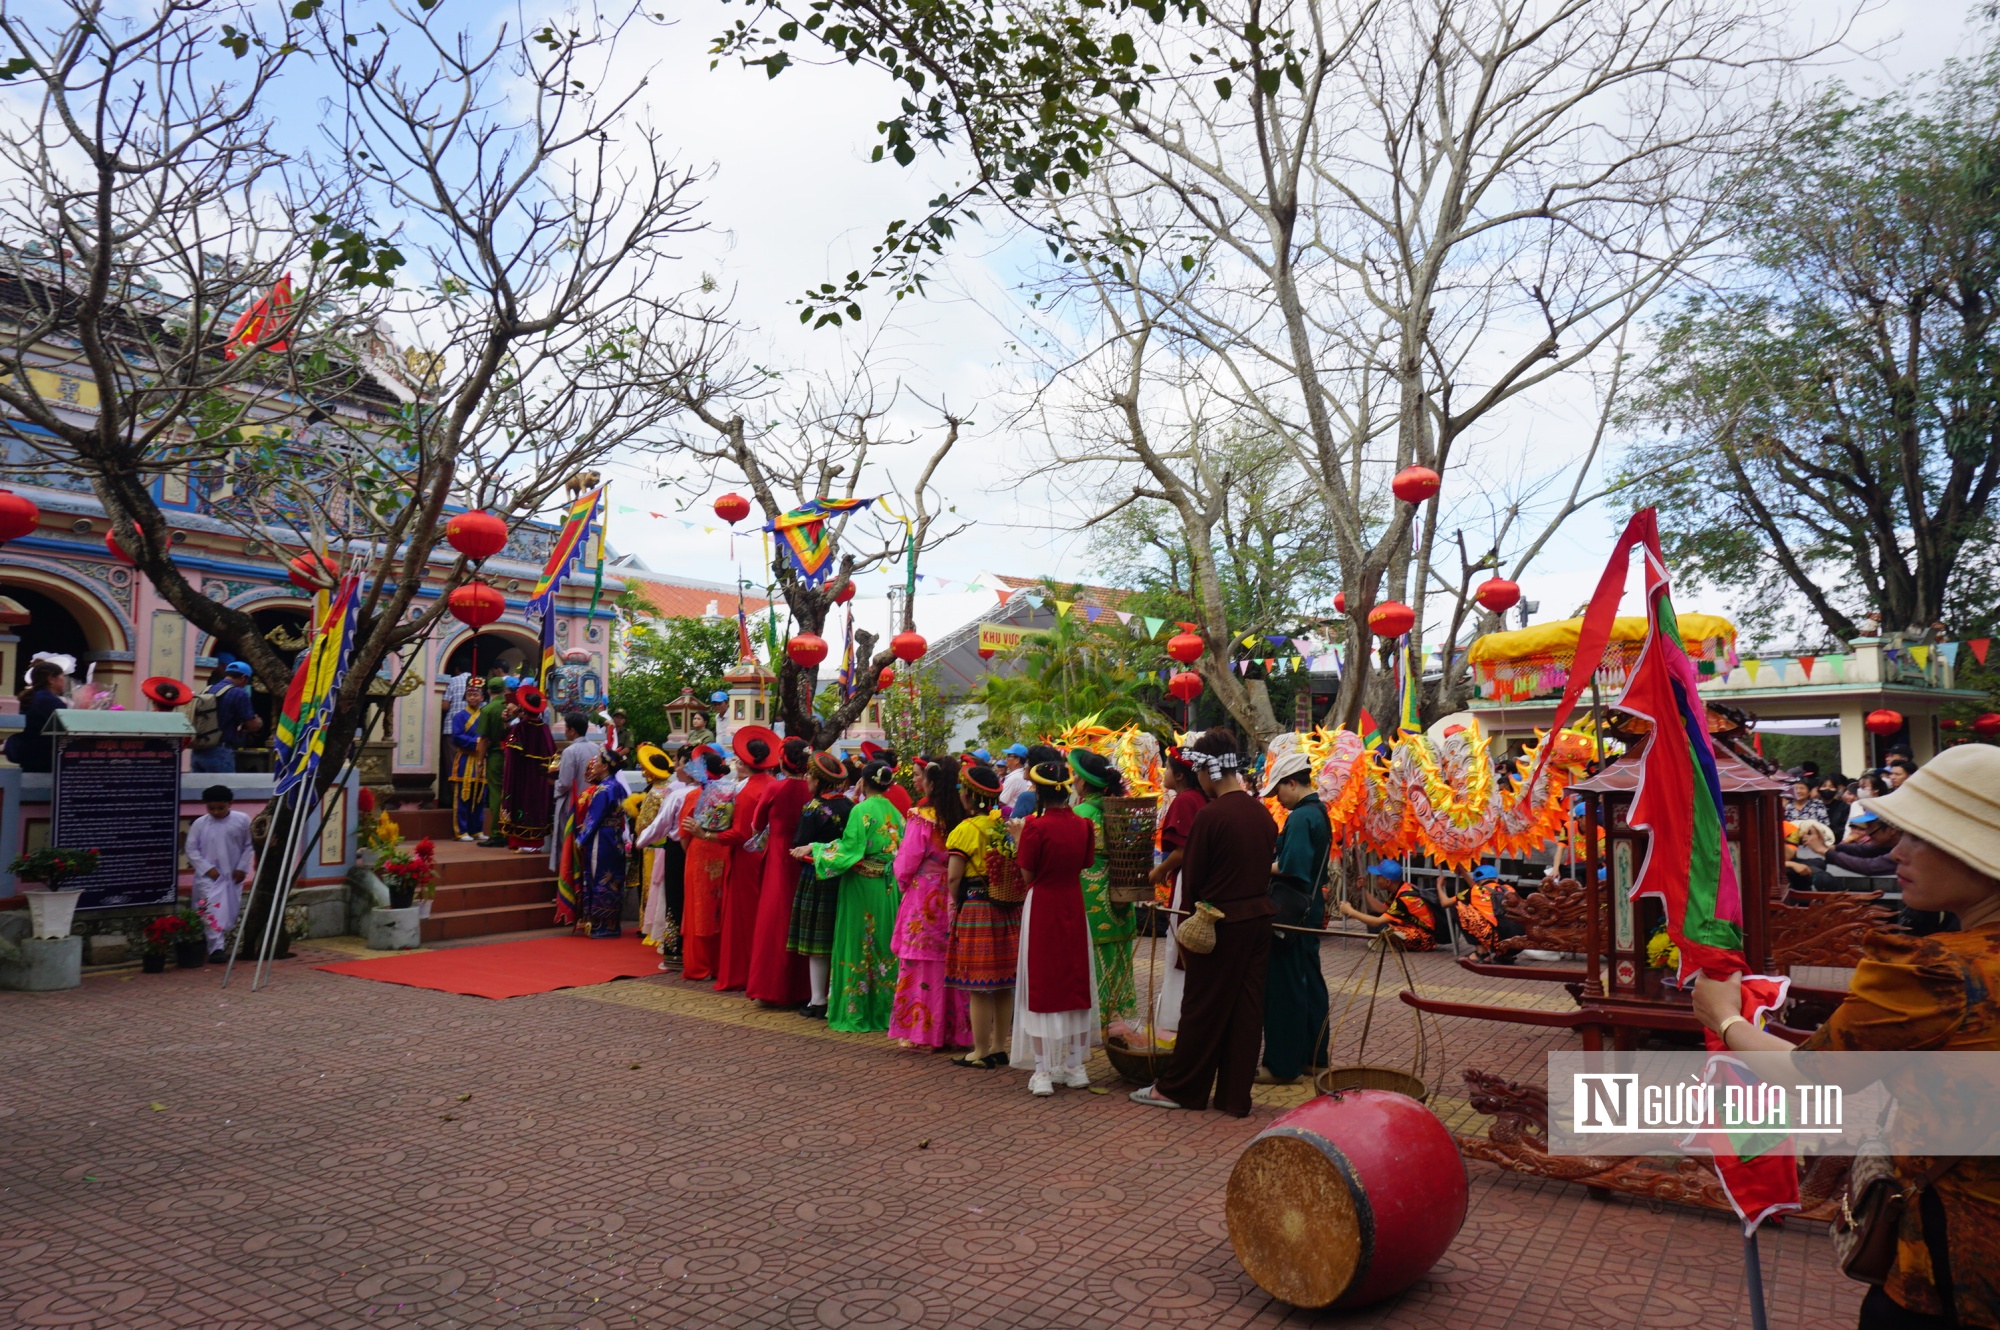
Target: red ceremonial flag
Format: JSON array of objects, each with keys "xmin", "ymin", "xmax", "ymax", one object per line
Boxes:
[
  {"xmin": 1797, "ymin": 654, "xmax": 1816, "ymax": 679},
  {"xmin": 1972, "ymin": 638, "xmax": 1992, "ymax": 666}
]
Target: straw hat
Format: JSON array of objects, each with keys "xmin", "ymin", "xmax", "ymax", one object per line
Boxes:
[{"xmin": 1858, "ymin": 745, "xmax": 2000, "ymax": 879}]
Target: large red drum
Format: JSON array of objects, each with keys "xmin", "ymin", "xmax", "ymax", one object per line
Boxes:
[{"xmin": 1225, "ymin": 1090, "xmax": 1467, "ymax": 1308}]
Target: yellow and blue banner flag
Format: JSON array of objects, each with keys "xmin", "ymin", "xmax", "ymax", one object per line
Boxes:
[
  {"xmin": 527, "ymin": 487, "xmax": 604, "ymax": 619},
  {"xmin": 272, "ymin": 573, "xmax": 360, "ymax": 797},
  {"xmin": 764, "ymin": 496, "xmax": 876, "ymax": 587}
]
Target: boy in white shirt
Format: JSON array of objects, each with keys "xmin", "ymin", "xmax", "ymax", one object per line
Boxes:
[{"xmin": 186, "ymin": 784, "xmax": 254, "ymax": 962}]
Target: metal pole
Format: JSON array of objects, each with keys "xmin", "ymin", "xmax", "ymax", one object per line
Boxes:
[
  {"xmin": 1743, "ymin": 1233, "xmax": 1770, "ymax": 1330},
  {"xmin": 221, "ymin": 783, "xmax": 306, "ymax": 990},
  {"xmin": 254, "ymin": 785, "xmax": 329, "ymax": 991}
]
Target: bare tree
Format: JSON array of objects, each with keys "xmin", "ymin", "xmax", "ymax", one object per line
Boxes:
[
  {"xmin": 1008, "ymin": 0, "xmax": 1826, "ymax": 731},
  {"xmin": 0, "ymin": 0, "xmax": 723, "ymax": 787},
  {"xmin": 666, "ymin": 361, "xmax": 966, "ymax": 747}
]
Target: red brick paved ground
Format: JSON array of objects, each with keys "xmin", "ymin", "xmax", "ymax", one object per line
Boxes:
[{"xmin": 0, "ymin": 935, "xmax": 1863, "ymax": 1329}]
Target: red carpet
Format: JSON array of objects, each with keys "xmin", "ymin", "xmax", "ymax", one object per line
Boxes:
[{"xmin": 316, "ymin": 934, "xmax": 662, "ymax": 1000}]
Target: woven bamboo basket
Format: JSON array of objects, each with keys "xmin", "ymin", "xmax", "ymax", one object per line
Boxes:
[
  {"xmin": 1104, "ymin": 1035, "xmax": 1176, "ymax": 1086},
  {"xmin": 1314, "ymin": 1065, "xmax": 1429, "ymax": 1103},
  {"xmin": 1101, "ymin": 794, "xmax": 1159, "ymax": 903},
  {"xmin": 985, "ymin": 849, "xmax": 1026, "ymax": 904}
]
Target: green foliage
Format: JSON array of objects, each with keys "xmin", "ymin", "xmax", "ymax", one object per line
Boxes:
[
  {"xmin": 608, "ymin": 593, "xmax": 743, "ymax": 747},
  {"xmin": 970, "ymin": 581, "xmax": 1172, "ymax": 741},
  {"xmin": 880, "ymin": 661, "xmax": 957, "ymax": 769},
  {"xmin": 1620, "ymin": 44, "xmax": 2000, "ymax": 643}
]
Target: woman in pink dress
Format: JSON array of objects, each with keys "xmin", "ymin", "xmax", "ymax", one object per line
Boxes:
[
  {"xmin": 745, "ymin": 737, "xmax": 814, "ymax": 1006},
  {"xmin": 888, "ymin": 756, "xmax": 973, "ymax": 1050}
]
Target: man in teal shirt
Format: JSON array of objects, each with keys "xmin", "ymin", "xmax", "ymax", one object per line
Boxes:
[
  {"xmin": 1259, "ymin": 750, "xmax": 1330, "ymax": 1084},
  {"xmin": 475, "ymin": 675, "xmax": 510, "ymax": 846}
]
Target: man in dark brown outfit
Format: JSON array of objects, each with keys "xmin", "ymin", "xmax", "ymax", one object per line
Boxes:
[{"xmin": 1131, "ymin": 729, "xmax": 1279, "ymax": 1117}]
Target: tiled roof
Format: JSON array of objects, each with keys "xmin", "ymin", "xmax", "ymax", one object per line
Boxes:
[{"xmin": 626, "ymin": 575, "xmax": 772, "ymax": 621}]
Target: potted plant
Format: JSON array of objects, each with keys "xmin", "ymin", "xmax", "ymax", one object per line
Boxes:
[
  {"xmin": 170, "ymin": 907, "xmax": 208, "ymax": 968},
  {"xmin": 139, "ymin": 914, "xmax": 176, "ymax": 973},
  {"xmin": 8, "ymin": 846, "xmax": 101, "ymax": 939},
  {"xmin": 376, "ymin": 838, "xmax": 436, "ymax": 912}
]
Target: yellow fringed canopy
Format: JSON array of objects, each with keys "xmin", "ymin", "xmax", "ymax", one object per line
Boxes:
[{"xmin": 1466, "ymin": 612, "xmax": 1736, "ymax": 666}]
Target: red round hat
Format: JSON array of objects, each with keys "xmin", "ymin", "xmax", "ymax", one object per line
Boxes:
[
  {"xmin": 141, "ymin": 675, "xmax": 191, "ymax": 707},
  {"xmin": 516, "ymin": 684, "xmax": 547, "ymax": 713},
  {"xmin": 732, "ymin": 724, "xmax": 782, "ymax": 770}
]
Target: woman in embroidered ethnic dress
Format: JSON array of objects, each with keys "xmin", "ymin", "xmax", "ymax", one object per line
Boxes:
[
  {"xmin": 945, "ymin": 764, "xmax": 1019, "ymax": 1067},
  {"xmin": 679, "ymin": 747, "xmax": 735, "ymax": 981},
  {"xmin": 787, "ymin": 752, "xmax": 855, "ymax": 1019},
  {"xmin": 888, "ymin": 757, "xmax": 973, "ymax": 1050},
  {"xmin": 571, "ymin": 752, "xmax": 628, "ymax": 938},
  {"xmin": 794, "ymin": 759, "xmax": 904, "ymax": 1033}
]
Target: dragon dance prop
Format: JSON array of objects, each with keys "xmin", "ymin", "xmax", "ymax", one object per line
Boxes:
[
  {"xmin": 1051, "ymin": 718, "xmax": 1164, "ymax": 796},
  {"xmin": 1271, "ymin": 723, "xmax": 1596, "ymax": 869}
]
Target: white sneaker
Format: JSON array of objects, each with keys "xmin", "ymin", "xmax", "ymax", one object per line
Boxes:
[
  {"xmin": 1058, "ymin": 1066, "xmax": 1091, "ymax": 1089},
  {"xmin": 1028, "ymin": 1072, "xmax": 1055, "ymax": 1097}
]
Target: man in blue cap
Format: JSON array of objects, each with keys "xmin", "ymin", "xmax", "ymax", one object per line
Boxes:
[
  {"xmin": 1337, "ymin": 859, "xmax": 1441, "ymax": 950},
  {"xmin": 192, "ymin": 659, "xmax": 260, "ymax": 774},
  {"xmin": 998, "ymin": 743, "xmax": 1032, "ymax": 814}
]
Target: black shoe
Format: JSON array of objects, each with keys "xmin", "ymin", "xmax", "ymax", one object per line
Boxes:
[
  {"xmin": 479, "ymin": 837, "xmax": 506, "ymax": 848},
  {"xmin": 797, "ymin": 1003, "xmax": 827, "ymax": 1020},
  {"xmin": 208, "ymin": 950, "xmax": 226, "ymax": 964}
]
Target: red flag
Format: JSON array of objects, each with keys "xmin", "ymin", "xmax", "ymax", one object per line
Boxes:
[
  {"xmin": 1972, "ymin": 638, "xmax": 1992, "ymax": 666},
  {"xmin": 1797, "ymin": 654, "xmax": 1816, "ymax": 679},
  {"xmin": 223, "ymin": 275, "xmax": 294, "ymax": 360}
]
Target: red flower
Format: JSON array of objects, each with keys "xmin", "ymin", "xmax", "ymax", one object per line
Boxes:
[
  {"xmin": 358, "ymin": 787, "xmax": 376, "ymax": 814},
  {"xmin": 414, "ymin": 837, "xmax": 436, "ymax": 860}
]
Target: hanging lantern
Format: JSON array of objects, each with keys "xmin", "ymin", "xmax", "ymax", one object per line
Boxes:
[
  {"xmin": 977, "ymin": 646, "xmax": 996, "ymax": 660},
  {"xmin": 891, "ymin": 630, "xmax": 928, "ymax": 663},
  {"xmin": 1391, "ymin": 466, "xmax": 1440, "ymax": 505},
  {"xmin": 1368, "ymin": 601, "xmax": 1415, "ymax": 638},
  {"xmin": 1864, "ymin": 709, "xmax": 1904, "ymax": 737},
  {"xmin": 287, "ymin": 552, "xmax": 339, "ymax": 591},
  {"xmin": 447, "ymin": 580, "xmax": 505, "ymax": 630},
  {"xmin": 713, "ymin": 492, "xmax": 751, "ymax": 525},
  {"xmin": 787, "ymin": 632, "xmax": 829, "ymax": 668},
  {"xmin": 445, "ymin": 510, "xmax": 508, "ymax": 562},
  {"xmin": 1974, "ymin": 713, "xmax": 2000, "ymax": 738},
  {"xmin": 105, "ymin": 530, "xmax": 132, "ymax": 563},
  {"xmin": 0, "ymin": 490, "xmax": 39, "ymax": 543},
  {"xmin": 1474, "ymin": 577, "xmax": 1521, "ymax": 614},
  {"xmin": 833, "ymin": 580, "xmax": 857, "ymax": 606},
  {"xmin": 1166, "ymin": 630, "xmax": 1205, "ymax": 664},
  {"xmin": 1333, "ymin": 591, "xmax": 1347, "ymax": 615},
  {"xmin": 1168, "ymin": 670, "xmax": 1204, "ymax": 703},
  {"xmin": 877, "ymin": 666, "xmax": 896, "ymax": 690}
]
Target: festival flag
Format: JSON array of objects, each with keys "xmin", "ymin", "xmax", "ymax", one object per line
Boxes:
[
  {"xmin": 1054, "ymin": 600, "xmax": 1073, "ymax": 618},
  {"xmin": 763, "ymin": 497, "xmax": 879, "ymax": 587},
  {"xmin": 1144, "ymin": 617, "xmax": 1165, "ymax": 638},
  {"xmin": 1971, "ymin": 638, "xmax": 1991, "ymax": 666},
  {"xmin": 1357, "ymin": 707, "xmax": 1384, "ymax": 754},
  {"xmin": 837, "ymin": 606, "xmax": 855, "ymax": 698},
  {"xmin": 1941, "ymin": 642, "xmax": 1961, "ymax": 668},
  {"xmin": 222, "ymin": 274, "xmax": 295, "ymax": 360},
  {"xmin": 1562, "ymin": 509, "xmax": 1800, "ymax": 1233},
  {"xmin": 527, "ymin": 486, "xmax": 604, "ymax": 618},
  {"xmin": 1798, "ymin": 654, "xmax": 1816, "ymax": 679},
  {"xmin": 1911, "ymin": 645, "xmax": 1931, "ymax": 669},
  {"xmin": 538, "ymin": 598, "xmax": 557, "ymax": 692},
  {"xmin": 271, "ymin": 574, "xmax": 360, "ymax": 797}
]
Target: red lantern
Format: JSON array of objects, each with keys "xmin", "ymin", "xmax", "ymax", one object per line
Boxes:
[
  {"xmin": 1474, "ymin": 577, "xmax": 1521, "ymax": 614},
  {"xmin": 976, "ymin": 647, "xmax": 996, "ymax": 660},
  {"xmin": 1166, "ymin": 630, "xmax": 1205, "ymax": 664},
  {"xmin": 786, "ymin": 632, "xmax": 829, "ymax": 668},
  {"xmin": 877, "ymin": 666, "xmax": 896, "ymax": 689},
  {"xmin": 833, "ymin": 580, "xmax": 857, "ymax": 605},
  {"xmin": 287, "ymin": 552, "xmax": 339, "ymax": 591},
  {"xmin": 713, "ymin": 492, "xmax": 751, "ymax": 525},
  {"xmin": 1864, "ymin": 709, "xmax": 1904, "ymax": 737},
  {"xmin": 444, "ymin": 510, "xmax": 508, "ymax": 562},
  {"xmin": 1974, "ymin": 713, "xmax": 2000, "ymax": 738},
  {"xmin": 105, "ymin": 529, "xmax": 132, "ymax": 563},
  {"xmin": 447, "ymin": 580, "xmax": 505, "ymax": 630},
  {"xmin": 1168, "ymin": 670, "xmax": 1204, "ymax": 703},
  {"xmin": 1391, "ymin": 466, "xmax": 1441, "ymax": 505},
  {"xmin": 0, "ymin": 489, "xmax": 39, "ymax": 543},
  {"xmin": 1368, "ymin": 601, "xmax": 1416, "ymax": 638},
  {"xmin": 1333, "ymin": 591, "xmax": 1347, "ymax": 615},
  {"xmin": 891, "ymin": 630, "xmax": 928, "ymax": 663}
]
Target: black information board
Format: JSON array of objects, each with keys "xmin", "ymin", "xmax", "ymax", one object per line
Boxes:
[{"xmin": 52, "ymin": 734, "xmax": 183, "ymax": 911}]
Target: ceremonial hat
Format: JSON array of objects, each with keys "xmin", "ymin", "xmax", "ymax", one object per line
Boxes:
[
  {"xmin": 1068, "ymin": 748, "xmax": 1117, "ymax": 790},
  {"xmin": 516, "ymin": 685, "xmax": 547, "ymax": 713},
  {"xmin": 636, "ymin": 743, "xmax": 674, "ymax": 782},
  {"xmin": 1028, "ymin": 760, "xmax": 1072, "ymax": 790},
  {"xmin": 141, "ymin": 676, "xmax": 191, "ymax": 707},
  {"xmin": 808, "ymin": 751, "xmax": 847, "ymax": 783},
  {"xmin": 621, "ymin": 792, "xmax": 647, "ymax": 821},
  {"xmin": 733, "ymin": 724, "xmax": 782, "ymax": 770}
]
